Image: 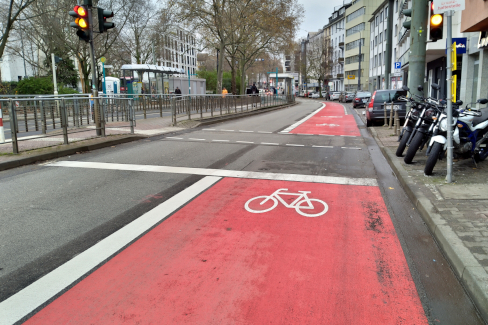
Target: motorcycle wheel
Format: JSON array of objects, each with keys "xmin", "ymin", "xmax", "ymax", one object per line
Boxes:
[
  {"xmin": 424, "ymin": 142, "xmax": 443, "ymax": 175},
  {"xmin": 404, "ymin": 131, "xmax": 424, "ymax": 164},
  {"xmin": 396, "ymin": 130, "xmax": 411, "ymax": 157}
]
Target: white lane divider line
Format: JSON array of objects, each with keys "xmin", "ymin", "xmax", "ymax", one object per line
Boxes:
[
  {"xmin": 257, "ymin": 131, "xmax": 272, "ymax": 134},
  {"xmin": 286, "ymin": 144, "xmax": 305, "ymax": 147},
  {"xmin": 47, "ymin": 161, "xmax": 378, "ymax": 186},
  {"xmin": 341, "ymin": 147, "xmax": 362, "ymax": 150},
  {"xmin": 220, "ymin": 129, "xmax": 234, "ymax": 132},
  {"xmin": 202, "ymin": 128, "xmax": 216, "ymax": 131},
  {"xmin": 189, "ymin": 138, "xmax": 206, "ymax": 141},
  {"xmin": 0, "ymin": 176, "xmax": 222, "ymax": 325},
  {"xmin": 212, "ymin": 139, "xmax": 230, "ymax": 142},
  {"xmin": 312, "ymin": 145, "xmax": 333, "ymax": 148},
  {"xmin": 261, "ymin": 142, "xmax": 279, "ymax": 145},
  {"xmin": 165, "ymin": 137, "xmax": 183, "ymax": 140},
  {"xmin": 239, "ymin": 130, "xmax": 254, "ymax": 133},
  {"xmin": 280, "ymin": 103, "xmax": 326, "ymax": 133},
  {"xmin": 236, "ymin": 141, "xmax": 255, "ymax": 144}
]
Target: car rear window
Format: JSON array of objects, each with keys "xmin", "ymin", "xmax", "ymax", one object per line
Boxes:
[
  {"xmin": 358, "ymin": 92, "xmax": 371, "ymax": 97},
  {"xmin": 374, "ymin": 90, "xmax": 407, "ymax": 102}
]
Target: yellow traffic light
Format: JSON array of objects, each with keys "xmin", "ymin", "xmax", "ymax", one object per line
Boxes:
[
  {"xmin": 431, "ymin": 14, "xmax": 443, "ymax": 26},
  {"xmin": 76, "ymin": 18, "xmax": 88, "ymax": 29}
]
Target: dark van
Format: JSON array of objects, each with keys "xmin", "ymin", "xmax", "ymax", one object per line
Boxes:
[{"xmin": 365, "ymin": 89, "xmax": 408, "ymax": 126}]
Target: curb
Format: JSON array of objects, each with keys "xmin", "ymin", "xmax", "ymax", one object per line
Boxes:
[
  {"xmin": 0, "ymin": 135, "xmax": 147, "ymax": 172},
  {"xmin": 192, "ymin": 102, "xmax": 299, "ymax": 126},
  {"xmin": 369, "ymin": 127, "xmax": 488, "ymax": 322}
]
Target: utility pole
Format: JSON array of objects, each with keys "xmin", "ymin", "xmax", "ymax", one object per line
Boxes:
[
  {"xmin": 407, "ymin": 0, "xmax": 429, "ymax": 98},
  {"xmin": 446, "ymin": 10, "xmax": 454, "ymax": 183},
  {"xmin": 358, "ymin": 31, "xmax": 361, "ymax": 91},
  {"xmin": 384, "ymin": 0, "xmax": 395, "ymax": 89},
  {"xmin": 86, "ymin": 0, "xmax": 101, "ymax": 136}
]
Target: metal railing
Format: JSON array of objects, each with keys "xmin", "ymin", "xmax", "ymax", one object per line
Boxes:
[{"xmin": 0, "ymin": 93, "xmax": 295, "ymax": 154}]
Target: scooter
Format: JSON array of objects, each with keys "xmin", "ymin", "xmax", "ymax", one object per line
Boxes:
[{"xmin": 424, "ymin": 98, "xmax": 488, "ymax": 175}]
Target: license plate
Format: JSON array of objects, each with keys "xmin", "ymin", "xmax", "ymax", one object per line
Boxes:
[
  {"xmin": 362, "ymin": 99, "xmax": 367, "ymax": 103},
  {"xmin": 481, "ymin": 144, "xmax": 487, "ymax": 148}
]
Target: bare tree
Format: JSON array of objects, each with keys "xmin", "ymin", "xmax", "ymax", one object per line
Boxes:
[{"xmin": 304, "ymin": 34, "xmax": 333, "ymax": 96}]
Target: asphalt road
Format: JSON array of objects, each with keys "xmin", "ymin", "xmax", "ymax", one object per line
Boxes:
[{"xmin": 0, "ymin": 99, "xmax": 484, "ymax": 324}]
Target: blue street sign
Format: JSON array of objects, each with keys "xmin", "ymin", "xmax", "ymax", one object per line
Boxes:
[
  {"xmin": 446, "ymin": 37, "xmax": 467, "ymax": 54},
  {"xmin": 394, "ymin": 62, "xmax": 401, "ymax": 69}
]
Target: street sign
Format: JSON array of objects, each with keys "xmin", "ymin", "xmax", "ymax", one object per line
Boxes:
[
  {"xmin": 392, "ymin": 72, "xmax": 402, "ymax": 77},
  {"xmin": 347, "ymin": 75, "xmax": 355, "ymax": 80},
  {"xmin": 394, "ymin": 62, "xmax": 401, "ymax": 69},
  {"xmin": 434, "ymin": 0, "xmax": 464, "ymax": 14},
  {"xmin": 100, "ymin": 57, "xmax": 106, "ymax": 63},
  {"xmin": 446, "ymin": 37, "xmax": 466, "ymax": 54}
]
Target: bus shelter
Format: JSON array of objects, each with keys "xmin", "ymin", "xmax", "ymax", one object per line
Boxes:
[{"xmin": 120, "ymin": 64, "xmax": 185, "ymax": 96}]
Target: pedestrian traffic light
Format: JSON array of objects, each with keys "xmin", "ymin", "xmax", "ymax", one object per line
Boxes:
[
  {"xmin": 69, "ymin": 5, "xmax": 90, "ymax": 42},
  {"xmin": 98, "ymin": 8, "xmax": 115, "ymax": 33},
  {"xmin": 402, "ymin": 9, "xmax": 412, "ymax": 30},
  {"xmin": 429, "ymin": 2, "xmax": 443, "ymax": 42}
]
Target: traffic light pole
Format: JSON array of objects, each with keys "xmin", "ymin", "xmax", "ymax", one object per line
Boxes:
[
  {"xmin": 87, "ymin": 0, "xmax": 102, "ymax": 137},
  {"xmin": 446, "ymin": 10, "xmax": 454, "ymax": 183},
  {"xmin": 407, "ymin": 0, "xmax": 429, "ymax": 100}
]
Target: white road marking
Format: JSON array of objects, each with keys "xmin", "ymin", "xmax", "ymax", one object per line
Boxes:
[
  {"xmin": 341, "ymin": 147, "xmax": 362, "ymax": 150},
  {"xmin": 202, "ymin": 128, "xmax": 215, "ymax": 131},
  {"xmin": 239, "ymin": 130, "xmax": 254, "ymax": 133},
  {"xmin": 257, "ymin": 131, "xmax": 272, "ymax": 134},
  {"xmin": 261, "ymin": 142, "xmax": 279, "ymax": 145},
  {"xmin": 165, "ymin": 137, "xmax": 183, "ymax": 140},
  {"xmin": 189, "ymin": 138, "xmax": 206, "ymax": 141},
  {"xmin": 280, "ymin": 103, "xmax": 325, "ymax": 133},
  {"xmin": 0, "ymin": 176, "xmax": 221, "ymax": 325},
  {"xmin": 220, "ymin": 129, "xmax": 234, "ymax": 132},
  {"xmin": 47, "ymin": 161, "xmax": 378, "ymax": 187},
  {"xmin": 212, "ymin": 139, "xmax": 230, "ymax": 142},
  {"xmin": 236, "ymin": 141, "xmax": 254, "ymax": 144},
  {"xmin": 312, "ymin": 145, "xmax": 333, "ymax": 148},
  {"xmin": 286, "ymin": 144, "xmax": 305, "ymax": 147},
  {"xmin": 340, "ymin": 135, "xmax": 358, "ymax": 137}
]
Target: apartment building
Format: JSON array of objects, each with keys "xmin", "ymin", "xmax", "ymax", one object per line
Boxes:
[
  {"xmin": 344, "ymin": 0, "xmax": 383, "ymax": 91},
  {"xmin": 159, "ymin": 27, "xmax": 198, "ymax": 76},
  {"xmin": 324, "ymin": 3, "xmax": 351, "ymax": 92}
]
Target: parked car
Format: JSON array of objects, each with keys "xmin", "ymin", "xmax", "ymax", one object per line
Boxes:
[
  {"xmin": 330, "ymin": 92, "xmax": 341, "ymax": 101},
  {"xmin": 365, "ymin": 89, "xmax": 408, "ymax": 127},
  {"xmin": 310, "ymin": 92, "xmax": 320, "ymax": 98},
  {"xmin": 340, "ymin": 92, "xmax": 355, "ymax": 103},
  {"xmin": 352, "ymin": 92, "xmax": 372, "ymax": 108}
]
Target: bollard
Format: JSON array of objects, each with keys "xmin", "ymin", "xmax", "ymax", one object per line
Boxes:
[
  {"xmin": 383, "ymin": 101, "xmax": 388, "ymax": 126},
  {"xmin": 130, "ymin": 100, "xmax": 135, "ymax": 134},
  {"xmin": 394, "ymin": 108, "xmax": 400, "ymax": 135},
  {"xmin": 60, "ymin": 99, "xmax": 68, "ymax": 145},
  {"xmin": 171, "ymin": 98, "xmax": 176, "ymax": 126},
  {"xmin": 0, "ymin": 108, "xmax": 4, "ymax": 143},
  {"xmin": 388, "ymin": 102, "xmax": 394, "ymax": 129},
  {"xmin": 9, "ymin": 99, "xmax": 18, "ymax": 154}
]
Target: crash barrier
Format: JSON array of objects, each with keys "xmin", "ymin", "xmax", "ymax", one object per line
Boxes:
[
  {"xmin": 0, "ymin": 94, "xmax": 294, "ymax": 154},
  {"xmin": 383, "ymin": 101, "xmax": 400, "ymax": 135}
]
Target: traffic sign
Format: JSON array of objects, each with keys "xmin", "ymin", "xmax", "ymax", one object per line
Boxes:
[
  {"xmin": 100, "ymin": 57, "xmax": 106, "ymax": 63},
  {"xmin": 394, "ymin": 62, "xmax": 401, "ymax": 69},
  {"xmin": 434, "ymin": 0, "xmax": 464, "ymax": 14},
  {"xmin": 347, "ymin": 75, "xmax": 355, "ymax": 80}
]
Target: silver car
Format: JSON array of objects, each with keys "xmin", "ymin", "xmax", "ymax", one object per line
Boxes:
[{"xmin": 330, "ymin": 92, "xmax": 341, "ymax": 100}]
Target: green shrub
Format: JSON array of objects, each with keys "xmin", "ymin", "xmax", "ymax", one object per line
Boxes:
[
  {"xmin": 58, "ymin": 85, "xmax": 79, "ymax": 94},
  {"xmin": 15, "ymin": 77, "xmax": 54, "ymax": 94}
]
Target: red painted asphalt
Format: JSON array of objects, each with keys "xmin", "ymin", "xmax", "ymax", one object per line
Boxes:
[
  {"xmin": 25, "ymin": 178, "xmax": 427, "ymax": 324},
  {"xmin": 290, "ymin": 102, "xmax": 361, "ymax": 136}
]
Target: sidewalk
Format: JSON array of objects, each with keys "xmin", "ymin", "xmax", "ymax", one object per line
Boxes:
[{"xmin": 353, "ymin": 105, "xmax": 488, "ymax": 321}]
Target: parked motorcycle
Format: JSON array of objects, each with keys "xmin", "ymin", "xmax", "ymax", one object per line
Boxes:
[
  {"xmin": 395, "ymin": 85, "xmax": 426, "ymax": 157},
  {"xmin": 424, "ymin": 98, "xmax": 488, "ymax": 175}
]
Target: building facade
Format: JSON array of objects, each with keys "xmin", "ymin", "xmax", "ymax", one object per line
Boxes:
[
  {"xmin": 344, "ymin": 0, "xmax": 383, "ymax": 91},
  {"xmin": 159, "ymin": 27, "xmax": 198, "ymax": 77}
]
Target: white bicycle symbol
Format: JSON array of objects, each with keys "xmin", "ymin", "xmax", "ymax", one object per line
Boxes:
[{"xmin": 244, "ymin": 188, "xmax": 328, "ymax": 217}]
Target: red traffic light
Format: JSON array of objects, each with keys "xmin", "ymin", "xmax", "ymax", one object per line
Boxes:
[{"xmin": 74, "ymin": 5, "xmax": 88, "ymax": 17}]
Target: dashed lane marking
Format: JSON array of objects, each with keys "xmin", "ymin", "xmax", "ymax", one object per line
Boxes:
[
  {"xmin": 257, "ymin": 131, "xmax": 272, "ymax": 134},
  {"xmin": 46, "ymin": 161, "xmax": 378, "ymax": 187},
  {"xmin": 165, "ymin": 137, "xmax": 183, "ymax": 140},
  {"xmin": 212, "ymin": 139, "xmax": 230, "ymax": 142},
  {"xmin": 189, "ymin": 138, "xmax": 206, "ymax": 141},
  {"xmin": 286, "ymin": 144, "xmax": 304, "ymax": 147},
  {"xmin": 236, "ymin": 141, "xmax": 254, "ymax": 144},
  {"xmin": 261, "ymin": 142, "xmax": 279, "ymax": 145},
  {"xmin": 341, "ymin": 147, "xmax": 362, "ymax": 150},
  {"xmin": 239, "ymin": 130, "xmax": 254, "ymax": 133},
  {"xmin": 312, "ymin": 145, "xmax": 333, "ymax": 148}
]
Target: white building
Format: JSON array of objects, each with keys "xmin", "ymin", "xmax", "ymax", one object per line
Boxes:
[{"xmin": 159, "ymin": 27, "xmax": 198, "ymax": 76}]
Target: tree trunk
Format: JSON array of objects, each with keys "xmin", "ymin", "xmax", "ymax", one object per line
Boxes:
[
  {"xmin": 230, "ymin": 60, "xmax": 237, "ymax": 94},
  {"xmin": 239, "ymin": 60, "xmax": 246, "ymax": 95},
  {"xmin": 217, "ymin": 41, "xmax": 225, "ymax": 94}
]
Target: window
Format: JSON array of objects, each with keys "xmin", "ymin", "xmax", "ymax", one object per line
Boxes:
[
  {"xmin": 375, "ymin": 36, "xmax": 377, "ymax": 46},
  {"xmin": 345, "ymin": 54, "xmax": 364, "ymax": 64},
  {"xmin": 395, "ymin": 24, "xmax": 398, "ymax": 34},
  {"xmin": 379, "ymin": 32, "xmax": 382, "ymax": 43},
  {"xmin": 379, "ymin": 53, "xmax": 382, "ymax": 66},
  {"xmin": 376, "ymin": 16, "xmax": 379, "ymax": 26},
  {"xmin": 346, "ymin": 23, "xmax": 365, "ymax": 36},
  {"xmin": 380, "ymin": 11, "xmax": 383, "ymax": 21},
  {"xmin": 346, "ymin": 7, "xmax": 365, "ymax": 22},
  {"xmin": 345, "ymin": 38, "xmax": 365, "ymax": 50},
  {"xmin": 395, "ymin": 0, "xmax": 398, "ymax": 12},
  {"xmin": 385, "ymin": 6, "xmax": 388, "ymax": 18}
]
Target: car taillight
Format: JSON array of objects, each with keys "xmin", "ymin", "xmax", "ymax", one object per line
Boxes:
[
  {"xmin": 355, "ymin": 98, "xmax": 359, "ymax": 101},
  {"xmin": 368, "ymin": 91, "xmax": 376, "ymax": 111}
]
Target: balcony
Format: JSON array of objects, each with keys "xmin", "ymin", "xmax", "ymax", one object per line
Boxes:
[
  {"xmin": 338, "ymin": 42, "xmax": 344, "ymax": 49},
  {"xmin": 326, "ymin": 74, "xmax": 333, "ymax": 79},
  {"xmin": 336, "ymin": 73, "xmax": 344, "ymax": 78},
  {"xmin": 338, "ymin": 57, "xmax": 344, "ymax": 64}
]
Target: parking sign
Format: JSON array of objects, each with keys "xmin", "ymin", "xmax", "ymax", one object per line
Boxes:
[{"xmin": 394, "ymin": 62, "xmax": 401, "ymax": 69}]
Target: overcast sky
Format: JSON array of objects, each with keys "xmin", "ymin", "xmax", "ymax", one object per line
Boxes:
[{"xmin": 298, "ymin": 0, "xmax": 347, "ymax": 39}]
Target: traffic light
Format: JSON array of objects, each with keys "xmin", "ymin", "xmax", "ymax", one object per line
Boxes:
[
  {"xmin": 69, "ymin": 5, "xmax": 90, "ymax": 42},
  {"xmin": 429, "ymin": 1, "xmax": 443, "ymax": 42},
  {"xmin": 98, "ymin": 8, "xmax": 115, "ymax": 33},
  {"xmin": 402, "ymin": 9, "xmax": 412, "ymax": 30}
]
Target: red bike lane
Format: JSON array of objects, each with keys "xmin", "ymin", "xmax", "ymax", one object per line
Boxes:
[
  {"xmin": 24, "ymin": 177, "xmax": 427, "ymax": 324},
  {"xmin": 290, "ymin": 102, "xmax": 361, "ymax": 136}
]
